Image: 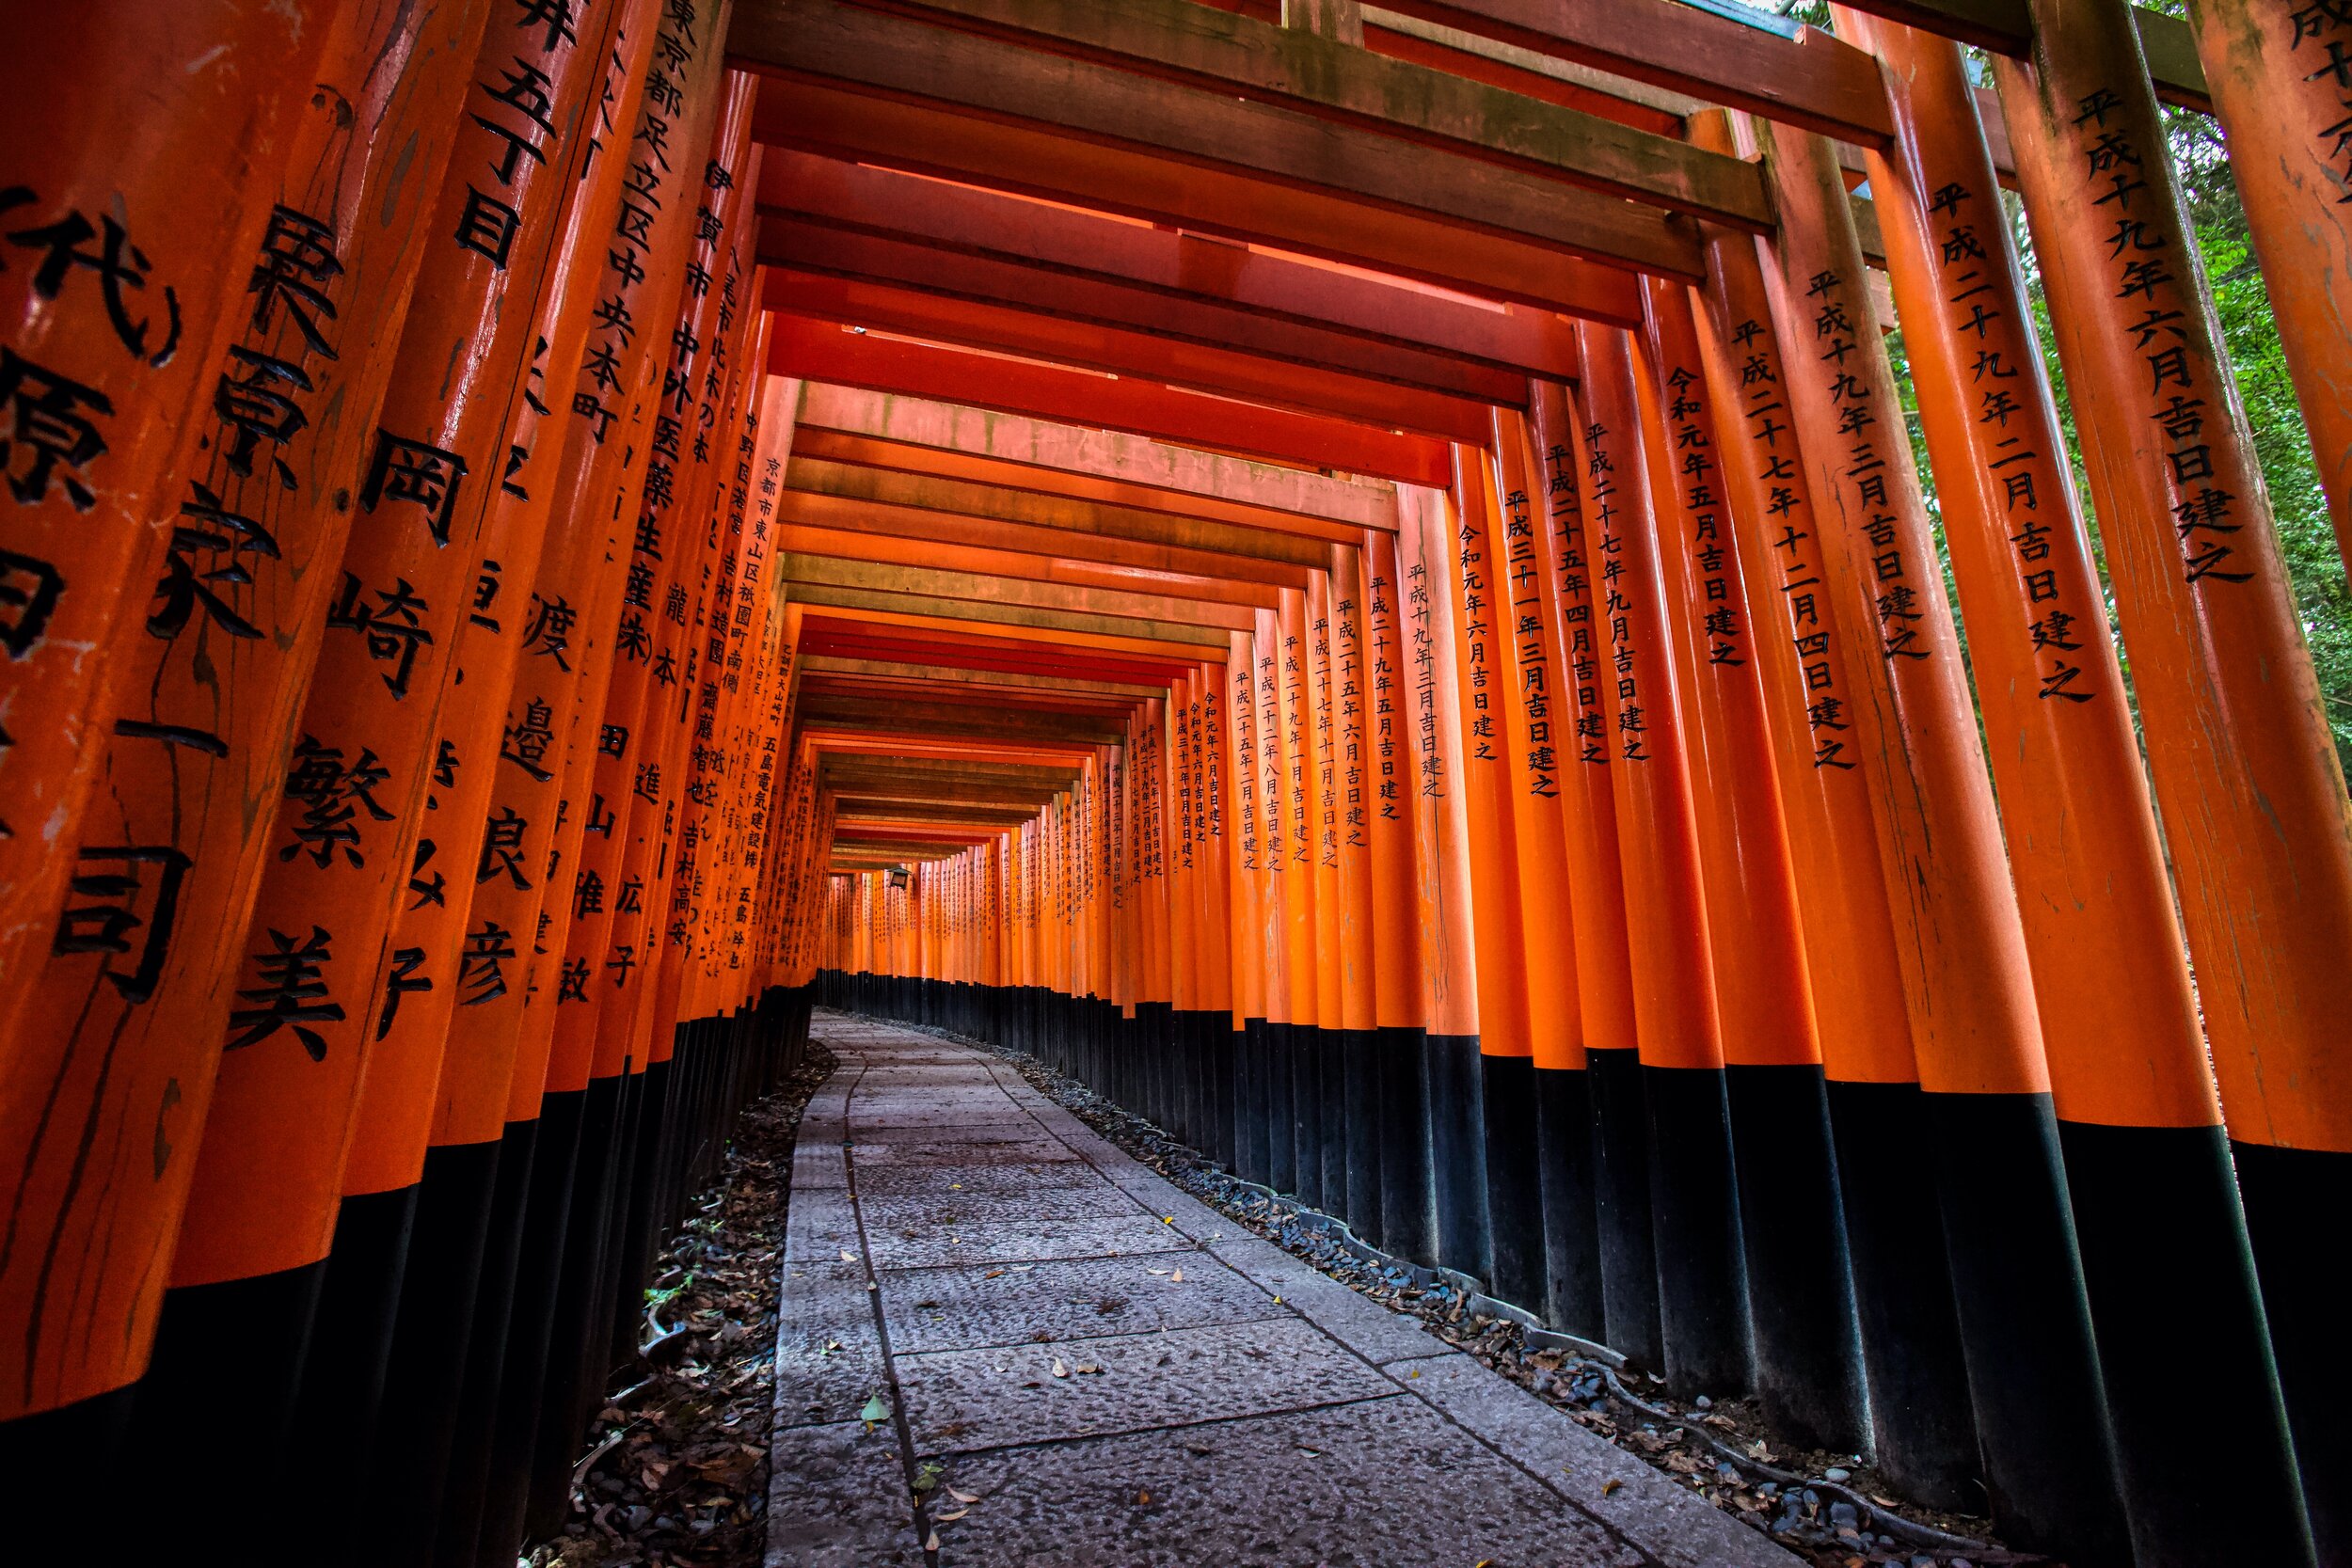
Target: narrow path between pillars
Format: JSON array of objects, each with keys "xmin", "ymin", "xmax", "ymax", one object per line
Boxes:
[{"xmin": 765, "ymin": 1010, "xmax": 1796, "ymax": 1568}]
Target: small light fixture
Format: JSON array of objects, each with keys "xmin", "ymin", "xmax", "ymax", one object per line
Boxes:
[{"xmin": 886, "ymin": 865, "xmax": 910, "ymax": 891}]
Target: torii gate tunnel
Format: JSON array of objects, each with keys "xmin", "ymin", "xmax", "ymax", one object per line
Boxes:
[{"xmin": 0, "ymin": 0, "xmax": 2345, "ymax": 1561}]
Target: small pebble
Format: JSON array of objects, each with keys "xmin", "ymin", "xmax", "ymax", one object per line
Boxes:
[
  {"xmin": 1693, "ymin": 1394, "xmax": 1711, "ymax": 1409},
  {"xmin": 1823, "ymin": 1465, "xmax": 1851, "ymax": 1482}
]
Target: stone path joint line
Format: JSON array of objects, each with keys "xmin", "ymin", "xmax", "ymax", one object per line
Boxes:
[{"xmin": 765, "ymin": 1011, "xmax": 1797, "ymax": 1568}]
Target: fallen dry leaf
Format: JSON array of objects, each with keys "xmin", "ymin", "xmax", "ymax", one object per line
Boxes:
[
  {"xmin": 1601, "ymin": 1479, "xmax": 1623, "ymax": 1497},
  {"xmin": 839, "ymin": 1250, "xmax": 858, "ymax": 1262},
  {"xmin": 949, "ymin": 1488, "xmax": 981, "ymax": 1504},
  {"xmin": 933, "ymin": 1508, "xmax": 969, "ymax": 1522},
  {"xmin": 925, "ymin": 1529, "xmax": 941, "ymax": 1551},
  {"xmin": 1051, "ymin": 1357, "xmax": 1070, "ymax": 1378},
  {"xmin": 1170, "ymin": 1268, "xmax": 1184, "ymax": 1282}
]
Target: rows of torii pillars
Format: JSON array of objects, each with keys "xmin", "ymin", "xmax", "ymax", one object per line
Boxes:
[
  {"xmin": 0, "ymin": 5, "xmax": 841, "ymax": 1560},
  {"xmin": 818, "ymin": 8, "xmax": 2352, "ymax": 1565}
]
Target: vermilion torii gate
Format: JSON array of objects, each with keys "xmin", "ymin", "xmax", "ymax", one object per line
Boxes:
[{"xmin": 0, "ymin": 0, "xmax": 2345, "ymax": 1562}]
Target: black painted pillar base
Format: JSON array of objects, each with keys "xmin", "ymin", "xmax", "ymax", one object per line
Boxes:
[
  {"xmin": 122, "ymin": 1259, "xmax": 328, "ymax": 1555},
  {"xmin": 1342, "ymin": 1027, "xmax": 1382, "ymax": 1248},
  {"xmin": 1265, "ymin": 1022, "xmax": 1295, "ymax": 1196},
  {"xmin": 1424, "ymin": 1031, "xmax": 1490, "ymax": 1283},
  {"xmin": 1481, "ymin": 1053, "xmax": 1545, "ymax": 1310},
  {"xmin": 1532, "ymin": 1063, "xmax": 1602, "ymax": 1339},
  {"xmin": 2236, "ymin": 1139, "xmax": 2350, "ymax": 1567},
  {"xmin": 0, "ymin": 1382, "xmax": 135, "ymax": 1528},
  {"xmin": 278, "ymin": 1181, "xmax": 421, "ymax": 1564},
  {"xmin": 1378, "ymin": 1024, "xmax": 1435, "ymax": 1267},
  {"xmin": 360, "ymin": 1137, "xmax": 505, "ymax": 1568},
  {"xmin": 1822, "ymin": 1078, "xmax": 1979, "ymax": 1511},
  {"xmin": 1292, "ymin": 1023, "xmax": 1325, "ymax": 1208},
  {"xmin": 1724, "ymin": 1063, "xmax": 1864, "ymax": 1451},
  {"xmin": 1925, "ymin": 1090, "xmax": 2129, "ymax": 1565},
  {"xmin": 1586, "ymin": 1045, "xmax": 1660, "ymax": 1370},
  {"xmin": 1235, "ymin": 1018, "xmax": 1268, "ymax": 1184},
  {"xmin": 1643, "ymin": 1065, "xmax": 1749, "ymax": 1400},
  {"xmin": 1320, "ymin": 1024, "xmax": 1348, "ymax": 1223},
  {"xmin": 474, "ymin": 1094, "xmax": 583, "ymax": 1562},
  {"xmin": 433, "ymin": 1118, "xmax": 541, "ymax": 1568},
  {"xmin": 517, "ymin": 1067, "xmax": 621, "ymax": 1542},
  {"xmin": 2061, "ymin": 1121, "xmax": 2314, "ymax": 1566}
]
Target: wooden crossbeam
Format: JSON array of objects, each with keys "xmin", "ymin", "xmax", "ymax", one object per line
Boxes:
[
  {"xmin": 796, "ymin": 612, "xmax": 1200, "ymax": 681},
  {"xmin": 734, "ymin": 1, "xmax": 1704, "ymax": 280},
  {"xmin": 780, "ymin": 552, "xmax": 1259, "ymax": 631},
  {"xmin": 786, "ymin": 582, "xmax": 1238, "ymax": 651},
  {"xmin": 761, "ymin": 214, "xmax": 1530, "ymax": 405},
  {"xmin": 768, "ymin": 270, "xmax": 1502, "ymax": 439},
  {"xmin": 777, "ymin": 522, "xmax": 1283, "ymax": 610},
  {"xmin": 748, "ymin": 86, "xmax": 1647, "ymax": 317},
  {"xmin": 803, "ymin": 657, "xmax": 1169, "ymax": 700},
  {"xmin": 1828, "ymin": 0, "xmax": 2209, "ymax": 111},
  {"xmin": 771, "ymin": 319, "xmax": 1454, "ymax": 484},
  {"xmin": 755, "ymin": 153, "xmax": 1583, "ymax": 380},
  {"xmin": 779, "ymin": 481, "xmax": 1318, "ymax": 590},
  {"xmin": 848, "ymin": 0, "xmax": 1770, "ymax": 228},
  {"xmin": 1370, "ymin": 0, "xmax": 1899, "ymax": 145},
  {"xmin": 794, "ymin": 385, "xmax": 1400, "ymax": 531}
]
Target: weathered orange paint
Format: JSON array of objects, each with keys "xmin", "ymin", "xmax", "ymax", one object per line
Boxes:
[
  {"xmin": 1851, "ymin": 12, "xmax": 2222, "ymax": 1131},
  {"xmin": 1524, "ymin": 381, "xmax": 1640, "ymax": 1060},
  {"xmin": 0, "ymin": 0, "xmax": 491, "ymax": 1418},
  {"xmin": 1395, "ymin": 482, "xmax": 1479, "ymax": 1040},
  {"xmin": 1635, "ymin": 278, "xmax": 1821, "ymax": 1071},
  {"xmin": 171, "ymin": 0, "xmax": 638, "ymax": 1290},
  {"xmin": 1487, "ymin": 411, "xmax": 1585, "ymax": 1072},
  {"xmin": 1740, "ymin": 114, "xmax": 2051, "ymax": 1101},
  {"xmin": 0, "ymin": 0, "xmax": 338, "ymax": 1032},
  {"xmin": 1574, "ymin": 325, "xmax": 1724, "ymax": 1075},
  {"xmin": 1684, "ymin": 233, "xmax": 1917, "ymax": 1087},
  {"xmin": 1442, "ymin": 444, "xmax": 1531, "ymax": 1060},
  {"xmin": 2185, "ymin": 0, "xmax": 2352, "ymax": 574},
  {"xmin": 1998, "ymin": 1, "xmax": 2352, "ymax": 1152}
]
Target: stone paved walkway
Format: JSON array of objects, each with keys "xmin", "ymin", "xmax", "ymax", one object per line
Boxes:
[{"xmin": 766, "ymin": 1011, "xmax": 1799, "ymax": 1568}]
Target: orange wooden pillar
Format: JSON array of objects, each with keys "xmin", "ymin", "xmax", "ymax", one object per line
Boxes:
[
  {"xmin": 1575, "ymin": 323, "xmax": 1748, "ymax": 1396},
  {"xmin": 1360, "ymin": 525, "xmax": 1435, "ymax": 1264},
  {"xmin": 326, "ymin": 20, "xmax": 665, "ymax": 1558},
  {"xmin": 1394, "ymin": 481, "xmax": 1485, "ymax": 1275},
  {"xmin": 1742, "ymin": 109, "xmax": 2128, "ymax": 1559},
  {"xmin": 1636, "ymin": 277, "xmax": 1866, "ymax": 1448},
  {"xmin": 0, "ymin": 0, "xmax": 490, "ymax": 1484},
  {"xmin": 1849, "ymin": 13, "xmax": 2313, "ymax": 1559},
  {"xmin": 1487, "ymin": 411, "xmax": 1601, "ymax": 1334},
  {"xmin": 2185, "ymin": 0, "xmax": 2352, "ymax": 573},
  {"xmin": 1307, "ymin": 572, "xmax": 1348, "ymax": 1209},
  {"xmin": 1228, "ymin": 625, "xmax": 1273, "ymax": 1184},
  {"xmin": 0, "ymin": 1, "xmax": 336, "ymax": 1053},
  {"xmin": 125, "ymin": 3, "xmax": 636, "ymax": 1539},
  {"xmin": 1196, "ymin": 655, "xmax": 1238, "ymax": 1172},
  {"xmin": 1277, "ymin": 586, "xmax": 1324, "ymax": 1202},
  {"xmin": 1524, "ymin": 381, "xmax": 1647, "ymax": 1356},
  {"xmin": 1166, "ymin": 674, "xmax": 1200, "ymax": 1139},
  {"xmin": 1255, "ymin": 603, "xmax": 1296, "ymax": 1189},
  {"xmin": 1443, "ymin": 439, "xmax": 1540, "ymax": 1306},
  {"xmin": 1515, "ymin": 394, "xmax": 1628, "ymax": 1354},
  {"xmin": 469, "ymin": 27, "xmax": 739, "ymax": 1558},
  {"xmin": 1996, "ymin": 7, "xmax": 2352, "ymax": 1553},
  {"xmin": 1684, "ymin": 226, "xmax": 1978, "ymax": 1503},
  {"xmin": 1328, "ymin": 549, "xmax": 1380, "ymax": 1239}
]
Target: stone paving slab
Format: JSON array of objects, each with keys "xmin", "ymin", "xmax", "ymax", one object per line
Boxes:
[
  {"xmin": 861, "ymin": 1210, "xmax": 1196, "ymax": 1271},
  {"xmin": 879, "ymin": 1252, "xmax": 1287, "ymax": 1354},
  {"xmin": 923, "ymin": 1398, "xmax": 1647, "ymax": 1568},
  {"xmin": 897, "ymin": 1317, "xmax": 1398, "ymax": 1453},
  {"xmin": 769, "ymin": 1010, "xmax": 1801, "ymax": 1568}
]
